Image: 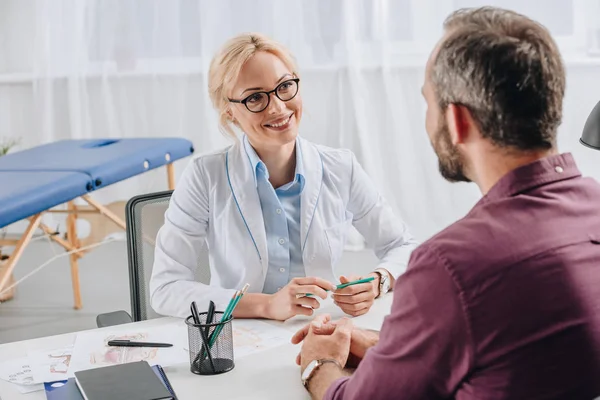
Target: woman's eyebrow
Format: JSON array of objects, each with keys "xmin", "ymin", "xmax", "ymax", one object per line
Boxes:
[{"xmin": 241, "ymin": 73, "xmax": 292, "ymax": 95}]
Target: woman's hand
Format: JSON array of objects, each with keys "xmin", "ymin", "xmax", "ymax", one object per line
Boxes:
[
  {"xmin": 332, "ymin": 274, "xmax": 379, "ymax": 317},
  {"xmin": 264, "ymin": 277, "xmax": 336, "ymax": 321}
]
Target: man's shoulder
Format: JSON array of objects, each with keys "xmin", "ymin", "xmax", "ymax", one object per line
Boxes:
[{"xmin": 409, "ymin": 210, "xmax": 502, "ymax": 277}]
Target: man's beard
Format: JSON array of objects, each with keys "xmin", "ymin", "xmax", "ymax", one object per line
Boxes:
[{"xmin": 432, "ymin": 119, "xmax": 470, "ymax": 183}]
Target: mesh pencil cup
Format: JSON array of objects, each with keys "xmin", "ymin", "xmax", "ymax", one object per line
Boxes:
[{"xmin": 185, "ymin": 312, "xmax": 234, "ymax": 375}]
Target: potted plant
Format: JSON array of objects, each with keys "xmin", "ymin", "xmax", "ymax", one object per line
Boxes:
[
  {"xmin": 0, "ymin": 137, "xmax": 20, "ymax": 302},
  {"xmin": 0, "ymin": 137, "xmax": 19, "ymax": 156}
]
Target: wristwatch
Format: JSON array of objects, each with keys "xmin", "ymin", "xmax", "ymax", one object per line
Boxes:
[
  {"xmin": 301, "ymin": 359, "xmax": 342, "ymax": 388},
  {"xmin": 374, "ymin": 268, "xmax": 391, "ymax": 298}
]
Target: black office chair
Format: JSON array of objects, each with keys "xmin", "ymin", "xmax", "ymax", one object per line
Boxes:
[{"xmin": 96, "ymin": 190, "xmax": 211, "ymax": 327}]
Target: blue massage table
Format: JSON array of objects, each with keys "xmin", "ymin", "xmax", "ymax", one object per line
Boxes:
[{"xmin": 0, "ymin": 138, "xmax": 194, "ymax": 308}]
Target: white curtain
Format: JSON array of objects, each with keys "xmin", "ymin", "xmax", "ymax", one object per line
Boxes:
[{"xmin": 1, "ymin": 0, "xmax": 599, "ymax": 241}]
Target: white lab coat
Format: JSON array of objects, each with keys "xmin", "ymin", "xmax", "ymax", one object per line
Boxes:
[{"xmin": 149, "ymin": 136, "xmax": 418, "ymax": 318}]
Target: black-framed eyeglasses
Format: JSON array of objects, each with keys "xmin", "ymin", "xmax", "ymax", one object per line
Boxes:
[{"xmin": 228, "ymin": 78, "xmax": 300, "ymax": 113}]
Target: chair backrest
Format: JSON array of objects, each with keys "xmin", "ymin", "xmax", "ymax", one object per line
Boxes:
[{"xmin": 125, "ymin": 190, "xmax": 210, "ymax": 322}]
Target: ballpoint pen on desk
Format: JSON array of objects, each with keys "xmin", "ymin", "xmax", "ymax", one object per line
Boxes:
[
  {"xmin": 107, "ymin": 340, "xmax": 173, "ymax": 348},
  {"xmin": 299, "ymin": 276, "xmax": 375, "ymax": 298}
]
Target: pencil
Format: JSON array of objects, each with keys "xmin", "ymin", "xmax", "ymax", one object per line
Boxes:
[{"xmin": 208, "ymin": 283, "xmax": 250, "ymax": 348}]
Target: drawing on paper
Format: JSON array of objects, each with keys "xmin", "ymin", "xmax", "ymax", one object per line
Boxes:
[
  {"xmin": 89, "ymin": 332, "xmax": 159, "ymax": 365},
  {"xmin": 28, "ymin": 346, "xmax": 74, "ymax": 383},
  {"xmin": 45, "ymin": 348, "xmax": 71, "ymax": 374},
  {"xmin": 234, "ymin": 327, "xmax": 269, "ymax": 348},
  {"xmin": 230, "ymin": 320, "xmax": 291, "ymax": 358},
  {"xmin": 68, "ymin": 322, "xmax": 190, "ymax": 376}
]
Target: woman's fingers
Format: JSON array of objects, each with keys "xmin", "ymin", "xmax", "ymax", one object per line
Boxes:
[
  {"xmin": 335, "ymin": 300, "xmax": 371, "ymax": 317},
  {"xmin": 295, "ymin": 296, "xmax": 321, "ymax": 309},
  {"xmin": 294, "ymin": 305, "xmax": 315, "ymax": 316},
  {"xmin": 293, "ymin": 284, "xmax": 329, "ymax": 299},
  {"xmin": 334, "ymin": 282, "xmax": 372, "ymax": 297},
  {"xmin": 292, "ymin": 277, "xmax": 336, "ymax": 291},
  {"xmin": 332, "ymin": 290, "xmax": 373, "ymax": 305}
]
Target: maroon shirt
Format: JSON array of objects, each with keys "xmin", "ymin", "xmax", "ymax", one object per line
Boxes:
[{"xmin": 326, "ymin": 153, "xmax": 600, "ymax": 400}]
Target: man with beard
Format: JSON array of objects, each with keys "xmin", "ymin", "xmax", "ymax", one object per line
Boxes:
[{"xmin": 291, "ymin": 6, "xmax": 600, "ymax": 400}]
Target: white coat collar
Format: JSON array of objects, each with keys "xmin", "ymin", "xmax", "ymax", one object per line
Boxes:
[{"xmin": 226, "ymin": 135, "xmax": 323, "ymax": 278}]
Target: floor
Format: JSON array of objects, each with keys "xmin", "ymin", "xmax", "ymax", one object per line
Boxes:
[{"xmin": 0, "ymin": 239, "xmax": 378, "ymax": 344}]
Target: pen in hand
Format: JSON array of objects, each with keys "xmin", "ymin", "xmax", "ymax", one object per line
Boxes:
[{"xmin": 298, "ymin": 276, "xmax": 376, "ymax": 298}]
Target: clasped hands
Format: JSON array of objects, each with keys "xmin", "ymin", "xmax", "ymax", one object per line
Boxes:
[
  {"xmin": 290, "ymin": 314, "xmax": 379, "ymax": 374},
  {"xmin": 264, "ymin": 274, "xmax": 380, "ymax": 321}
]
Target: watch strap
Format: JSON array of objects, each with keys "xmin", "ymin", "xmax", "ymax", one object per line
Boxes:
[
  {"xmin": 302, "ymin": 358, "xmax": 342, "ymax": 388},
  {"xmin": 374, "ymin": 268, "xmax": 390, "ymax": 298}
]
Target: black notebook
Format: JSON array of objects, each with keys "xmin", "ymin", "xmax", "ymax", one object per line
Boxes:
[{"xmin": 74, "ymin": 361, "xmax": 173, "ymax": 400}]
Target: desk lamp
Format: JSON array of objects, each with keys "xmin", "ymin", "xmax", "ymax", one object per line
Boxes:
[{"xmin": 580, "ymin": 100, "xmax": 600, "ymax": 150}]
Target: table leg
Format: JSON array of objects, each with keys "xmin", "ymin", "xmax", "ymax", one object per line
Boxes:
[
  {"xmin": 81, "ymin": 195, "xmax": 126, "ymax": 230},
  {"xmin": 0, "ymin": 214, "xmax": 42, "ymax": 297},
  {"xmin": 37, "ymin": 222, "xmax": 82, "ymax": 257},
  {"xmin": 167, "ymin": 163, "xmax": 175, "ymax": 190},
  {"xmin": 67, "ymin": 201, "xmax": 82, "ymax": 310}
]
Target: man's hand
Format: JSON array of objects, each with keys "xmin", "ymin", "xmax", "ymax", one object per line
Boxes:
[
  {"xmin": 299, "ymin": 317, "xmax": 353, "ymax": 373},
  {"xmin": 332, "ymin": 274, "xmax": 380, "ymax": 317},
  {"xmin": 292, "ymin": 314, "xmax": 380, "ymax": 368}
]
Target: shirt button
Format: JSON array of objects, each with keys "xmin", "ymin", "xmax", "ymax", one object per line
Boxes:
[
  {"xmin": 279, "ymin": 268, "xmax": 286, "ymax": 273},
  {"xmin": 278, "ymin": 238, "xmax": 285, "ymax": 245},
  {"xmin": 555, "ymin": 166, "xmax": 563, "ymax": 173},
  {"xmin": 276, "ymin": 208, "xmax": 282, "ymax": 214}
]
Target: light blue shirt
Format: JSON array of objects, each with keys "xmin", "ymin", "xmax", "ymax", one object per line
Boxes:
[{"xmin": 243, "ymin": 135, "xmax": 306, "ymax": 294}]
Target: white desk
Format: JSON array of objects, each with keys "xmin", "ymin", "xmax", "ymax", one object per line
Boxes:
[{"xmin": 0, "ymin": 295, "xmax": 392, "ymax": 399}]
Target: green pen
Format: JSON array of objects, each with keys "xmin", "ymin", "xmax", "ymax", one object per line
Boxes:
[
  {"xmin": 301, "ymin": 276, "xmax": 375, "ymax": 297},
  {"xmin": 335, "ymin": 276, "xmax": 375, "ymax": 289}
]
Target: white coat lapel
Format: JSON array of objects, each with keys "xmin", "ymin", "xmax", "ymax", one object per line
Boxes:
[
  {"xmin": 225, "ymin": 142, "xmax": 269, "ymax": 277},
  {"xmin": 299, "ymin": 138, "xmax": 324, "ymax": 258}
]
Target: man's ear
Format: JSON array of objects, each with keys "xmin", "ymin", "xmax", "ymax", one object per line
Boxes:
[{"xmin": 445, "ymin": 104, "xmax": 472, "ymax": 145}]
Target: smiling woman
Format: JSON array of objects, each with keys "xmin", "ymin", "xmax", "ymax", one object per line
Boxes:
[{"xmin": 148, "ymin": 32, "xmax": 419, "ymax": 322}]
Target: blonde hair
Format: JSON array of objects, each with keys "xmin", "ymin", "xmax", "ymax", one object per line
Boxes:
[{"xmin": 208, "ymin": 33, "xmax": 299, "ymax": 138}]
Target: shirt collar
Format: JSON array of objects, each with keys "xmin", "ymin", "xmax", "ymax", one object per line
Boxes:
[
  {"xmin": 481, "ymin": 152, "xmax": 581, "ymax": 202},
  {"xmin": 243, "ymin": 134, "xmax": 305, "ymax": 189}
]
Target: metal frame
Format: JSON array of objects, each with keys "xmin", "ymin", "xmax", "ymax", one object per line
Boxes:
[{"xmin": 125, "ymin": 190, "xmax": 173, "ymax": 322}]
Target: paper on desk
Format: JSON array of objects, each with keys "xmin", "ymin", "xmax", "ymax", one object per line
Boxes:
[
  {"xmin": 15, "ymin": 383, "xmax": 44, "ymax": 394},
  {"xmin": 0, "ymin": 357, "xmax": 36, "ymax": 386},
  {"xmin": 27, "ymin": 345, "xmax": 73, "ymax": 383},
  {"xmin": 231, "ymin": 319, "xmax": 293, "ymax": 359},
  {"xmin": 67, "ymin": 321, "xmax": 188, "ymax": 376}
]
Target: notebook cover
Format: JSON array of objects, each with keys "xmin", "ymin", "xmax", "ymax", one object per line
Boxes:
[
  {"xmin": 151, "ymin": 365, "xmax": 177, "ymax": 400},
  {"xmin": 44, "ymin": 379, "xmax": 84, "ymax": 400},
  {"xmin": 74, "ymin": 361, "xmax": 172, "ymax": 400}
]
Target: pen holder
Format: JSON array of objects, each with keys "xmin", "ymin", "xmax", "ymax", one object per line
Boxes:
[{"xmin": 185, "ymin": 313, "xmax": 234, "ymax": 375}]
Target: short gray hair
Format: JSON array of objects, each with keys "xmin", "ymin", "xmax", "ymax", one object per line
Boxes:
[{"xmin": 432, "ymin": 7, "xmax": 566, "ymax": 151}]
